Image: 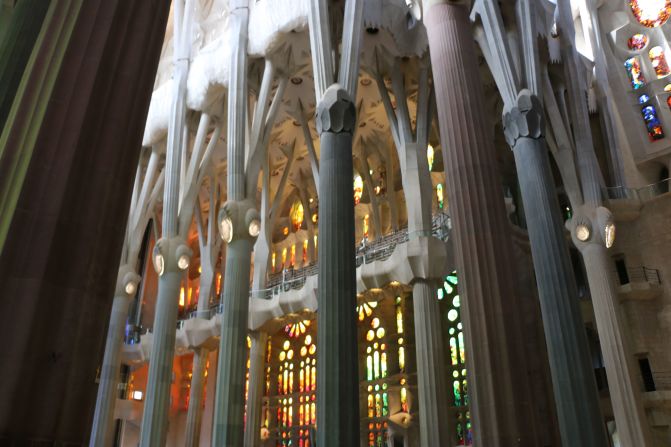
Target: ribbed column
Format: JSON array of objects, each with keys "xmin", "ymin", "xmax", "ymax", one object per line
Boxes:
[
  {"xmin": 580, "ymin": 242, "xmax": 653, "ymax": 446},
  {"xmin": 90, "ymin": 292, "xmax": 131, "ymax": 447},
  {"xmin": 505, "ymin": 92, "xmax": 608, "ymax": 446},
  {"xmin": 213, "ymin": 238, "xmax": 254, "ymax": 446},
  {"xmin": 425, "ymin": 4, "xmax": 535, "ymax": 445},
  {"xmin": 200, "ymin": 349, "xmax": 219, "ymax": 444},
  {"xmin": 139, "ymin": 268, "xmax": 183, "ymax": 446},
  {"xmin": 244, "ymin": 331, "xmax": 269, "ymax": 447},
  {"xmin": 184, "ymin": 347, "xmax": 209, "ymax": 447},
  {"xmin": 315, "ymin": 85, "xmax": 359, "ymax": 447},
  {"xmin": 411, "ymin": 279, "xmax": 451, "ymax": 445}
]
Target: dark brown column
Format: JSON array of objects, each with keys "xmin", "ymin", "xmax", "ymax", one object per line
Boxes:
[
  {"xmin": 425, "ymin": 3, "xmax": 537, "ymax": 446},
  {"xmin": 0, "ymin": 0, "xmax": 170, "ymax": 443}
]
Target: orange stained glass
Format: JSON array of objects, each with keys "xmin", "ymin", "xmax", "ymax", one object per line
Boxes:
[
  {"xmin": 290, "ymin": 244, "xmax": 296, "ymax": 267},
  {"xmin": 650, "ymin": 45, "xmax": 671, "ymax": 78},
  {"xmin": 272, "ymin": 252, "xmax": 276, "ymax": 271},
  {"xmin": 630, "ymin": 0, "xmax": 671, "ymax": 28},
  {"xmin": 281, "ymin": 247, "xmax": 287, "ymax": 267},
  {"xmin": 290, "ymin": 200, "xmax": 304, "ymax": 231},
  {"xmin": 302, "ymin": 239, "xmax": 308, "ymax": 264}
]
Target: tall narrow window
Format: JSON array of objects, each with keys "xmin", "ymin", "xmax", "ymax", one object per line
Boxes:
[
  {"xmin": 354, "ymin": 174, "xmax": 364, "ymax": 205},
  {"xmin": 641, "ymin": 104, "xmax": 665, "ymax": 140},
  {"xmin": 363, "ymin": 214, "xmax": 370, "ymax": 239},
  {"xmin": 439, "ymin": 271, "xmax": 472, "ymax": 445},
  {"xmin": 290, "ymin": 200, "xmax": 304, "ymax": 231},
  {"xmin": 437, "ymin": 183, "xmax": 444, "ymax": 209},
  {"xmin": 625, "ymin": 57, "xmax": 646, "ymax": 89},
  {"xmin": 649, "ymin": 46, "xmax": 671, "ymax": 78},
  {"xmin": 427, "ymin": 144, "xmax": 435, "ymax": 171},
  {"xmin": 630, "ymin": 0, "xmax": 671, "ymax": 28}
]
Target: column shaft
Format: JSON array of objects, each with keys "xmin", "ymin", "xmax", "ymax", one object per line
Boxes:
[
  {"xmin": 244, "ymin": 332, "xmax": 268, "ymax": 447},
  {"xmin": 90, "ymin": 294, "xmax": 131, "ymax": 447},
  {"xmin": 411, "ymin": 280, "xmax": 451, "ymax": 445},
  {"xmin": 582, "ymin": 243, "xmax": 653, "ymax": 445},
  {"xmin": 184, "ymin": 347, "xmax": 209, "ymax": 447},
  {"xmin": 512, "ymin": 136, "xmax": 608, "ymax": 445},
  {"xmin": 213, "ymin": 239, "xmax": 253, "ymax": 446},
  {"xmin": 425, "ymin": 4, "xmax": 535, "ymax": 445},
  {"xmin": 316, "ymin": 90, "xmax": 359, "ymax": 447},
  {"xmin": 139, "ymin": 271, "xmax": 183, "ymax": 446}
]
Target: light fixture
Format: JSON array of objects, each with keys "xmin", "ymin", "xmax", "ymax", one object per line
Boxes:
[
  {"xmin": 248, "ymin": 218, "xmax": 261, "ymax": 237},
  {"xmin": 176, "ymin": 244, "xmax": 192, "ymax": 270},
  {"xmin": 125, "ymin": 281, "xmax": 137, "ymax": 296},
  {"xmin": 219, "ymin": 216, "xmax": 233, "ymax": 243},
  {"xmin": 605, "ymin": 223, "xmax": 616, "ymax": 248},
  {"xmin": 132, "ymin": 390, "xmax": 143, "ymax": 401},
  {"xmin": 576, "ymin": 224, "xmax": 591, "ymax": 242},
  {"xmin": 153, "ymin": 250, "xmax": 165, "ymax": 276},
  {"xmin": 177, "ymin": 255, "xmax": 189, "ymax": 270}
]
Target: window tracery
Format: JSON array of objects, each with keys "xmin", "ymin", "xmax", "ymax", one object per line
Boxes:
[{"xmin": 630, "ymin": 0, "xmax": 671, "ymax": 28}]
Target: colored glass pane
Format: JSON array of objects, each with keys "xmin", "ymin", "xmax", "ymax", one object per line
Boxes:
[
  {"xmin": 437, "ymin": 183, "xmax": 444, "ymax": 209},
  {"xmin": 642, "ymin": 104, "xmax": 665, "ymax": 140},
  {"xmin": 640, "ymin": 94, "xmax": 651, "ymax": 104},
  {"xmin": 625, "ymin": 57, "xmax": 646, "ymax": 89},
  {"xmin": 354, "ymin": 174, "xmax": 363, "ymax": 205},
  {"xmin": 427, "ymin": 144, "xmax": 434, "ymax": 170},
  {"xmin": 363, "ymin": 214, "xmax": 370, "ymax": 238},
  {"xmin": 650, "ymin": 46, "xmax": 671, "ymax": 77},
  {"xmin": 667, "ymin": 95, "xmax": 671, "ymax": 108},
  {"xmin": 628, "ymin": 33, "xmax": 648, "ymax": 50},
  {"xmin": 290, "ymin": 200, "xmax": 304, "ymax": 231},
  {"xmin": 630, "ymin": 0, "xmax": 671, "ymax": 28}
]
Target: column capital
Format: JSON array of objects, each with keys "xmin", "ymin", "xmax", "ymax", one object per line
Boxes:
[
  {"xmin": 503, "ymin": 89, "xmax": 545, "ymax": 147},
  {"xmin": 316, "ymin": 84, "xmax": 356, "ymax": 134}
]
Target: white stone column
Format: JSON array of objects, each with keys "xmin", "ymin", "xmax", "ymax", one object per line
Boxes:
[{"xmin": 244, "ymin": 331, "xmax": 269, "ymax": 447}]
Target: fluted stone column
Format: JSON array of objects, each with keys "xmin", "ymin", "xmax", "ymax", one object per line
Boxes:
[
  {"xmin": 315, "ymin": 85, "xmax": 359, "ymax": 447},
  {"xmin": 185, "ymin": 347, "xmax": 208, "ymax": 447},
  {"xmin": 411, "ymin": 279, "xmax": 451, "ymax": 445},
  {"xmin": 571, "ymin": 208, "xmax": 654, "ymax": 446},
  {"xmin": 140, "ymin": 238, "xmax": 191, "ymax": 446},
  {"xmin": 425, "ymin": 4, "xmax": 536, "ymax": 445},
  {"xmin": 90, "ymin": 266, "xmax": 141, "ymax": 447},
  {"xmin": 503, "ymin": 91, "xmax": 608, "ymax": 446},
  {"xmin": 212, "ymin": 236, "xmax": 254, "ymax": 445},
  {"xmin": 244, "ymin": 331, "xmax": 269, "ymax": 447}
]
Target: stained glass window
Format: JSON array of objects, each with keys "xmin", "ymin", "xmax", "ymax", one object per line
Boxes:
[
  {"xmin": 357, "ymin": 300, "xmax": 378, "ymax": 321},
  {"xmin": 642, "ymin": 104, "xmax": 665, "ymax": 140},
  {"xmin": 271, "ymin": 252, "xmax": 276, "ymax": 272},
  {"xmin": 639, "ymin": 94, "xmax": 651, "ymax": 104},
  {"xmin": 438, "ymin": 271, "xmax": 472, "ymax": 445},
  {"xmin": 628, "ymin": 33, "xmax": 649, "ymax": 50},
  {"xmin": 281, "ymin": 247, "xmax": 287, "ymax": 268},
  {"xmin": 363, "ymin": 214, "xmax": 370, "ymax": 238},
  {"xmin": 630, "ymin": 0, "xmax": 671, "ymax": 28},
  {"xmin": 290, "ymin": 201, "xmax": 304, "ymax": 231},
  {"xmin": 354, "ymin": 174, "xmax": 363, "ymax": 205},
  {"xmin": 276, "ymin": 323, "xmax": 316, "ymax": 446},
  {"xmin": 625, "ymin": 57, "xmax": 646, "ymax": 89},
  {"xmin": 427, "ymin": 144, "xmax": 435, "ymax": 171},
  {"xmin": 302, "ymin": 240, "xmax": 308, "ymax": 265},
  {"xmin": 437, "ymin": 183, "xmax": 444, "ymax": 209},
  {"xmin": 649, "ymin": 46, "xmax": 671, "ymax": 78},
  {"xmin": 365, "ymin": 314, "xmax": 389, "ymax": 446}
]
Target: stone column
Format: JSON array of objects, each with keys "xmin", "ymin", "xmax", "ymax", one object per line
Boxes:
[
  {"xmin": 211, "ymin": 0, "xmax": 259, "ymax": 443},
  {"xmin": 425, "ymin": 4, "xmax": 536, "ymax": 445},
  {"xmin": 140, "ymin": 238, "xmax": 191, "ymax": 446},
  {"xmin": 185, "ymin": 347, "xmax": 208, "ymax": 447},
  {"xmin": 571, "ymin": 208, "xmax": 654, "ymax": 446},
  {"xmin": 411, "ymin": 279, "xmax": 451, "ymax": 445},
  {"xmin": 90, "ymin": 266, "xmax": 140, "ymax": 447},
  {"xmin": 503, "ymin": 91, "xmax": 608, "ymax": 446},
  {"xmin": 244, "ymin": 331, "xmax": 269, "ymax": 447},
  {"xmin": 315, "ymin": 85, "xmax": 359, "ymax": 447}
]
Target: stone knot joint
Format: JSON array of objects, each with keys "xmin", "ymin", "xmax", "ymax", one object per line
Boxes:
[
  {"xmin": 316, "ymin": 84, "xmax": 356, "ymax": 134},
  {"xmin": 503, "ymin": 89, "xmax": 545, "ymax": 147}
]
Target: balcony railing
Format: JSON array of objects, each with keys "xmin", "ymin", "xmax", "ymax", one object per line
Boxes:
[{"xmin": 603, "ymin": 178, "xmax": 671, "ymax": 202}]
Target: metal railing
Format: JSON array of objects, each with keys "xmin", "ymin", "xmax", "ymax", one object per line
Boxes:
[
  {"xmin": 615, "ymin": 266, "xmax": 662, "ymax": 286},
  {"xmin": 603, "ymin": 178, "xmax": 671, "ymax": 202},
  {"xmin": 167, "ymin": 213, "xmax": 451, "ymax": 329}
]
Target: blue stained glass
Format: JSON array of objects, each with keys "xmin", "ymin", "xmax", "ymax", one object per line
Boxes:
[
  {"xmin": 641, "ymin": 104, "xmax": 665, "ymax": 140},
  {"xmin": 639, "ymin": 94, "xmax": 650, "ymax": 104}
]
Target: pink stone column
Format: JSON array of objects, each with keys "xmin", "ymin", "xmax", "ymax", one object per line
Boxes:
[{"xmin": 425, "ymin": 3, "xmax": 537, "ymax": 446}]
